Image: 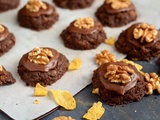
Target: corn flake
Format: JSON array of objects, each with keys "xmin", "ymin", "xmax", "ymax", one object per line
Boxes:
[
  {"xmin": 33, "ymin": 99, "xmax": 40, "ymax": 104},
  {"xmin": 68, "ymin": 58, "xmax": 82, "ymax": 71},
  {"xmin": 105, "ymin": 37, "xmax": 115, "ymax": 46},
  {"xmin": 121, "ymin": 59, "xmax": 143, "ymax": 71},
  {"xmin": 83, "ymin": 101, "xmax": 105, "ymax": 120},
  {"xmin": 53, "ymin": 116, "xmax": 75, "ymax": 120},
  {"xmin": 50, "ymin": 89, "xmax": 76, "ymax": 110},
  {"xmin": 92, "ymin": 88, "xmax": 99, "ymax": 95},
  {"xmin": 34, "ymin": 83, "xmax": 48, "ymax": 96}
]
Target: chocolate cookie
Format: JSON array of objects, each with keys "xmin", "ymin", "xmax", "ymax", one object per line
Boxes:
[
  {"xmin": 18, "ymin": 0, "xmax": 59, "ymax": 31},
  {"xmin": 0, "ymin": 24, "xmax": 16, "ymax": 56},
  {"xmin": 115, "ymin": 23, "xmax": 160, "ymax": 61},
  {"xmin": 60, "ymin": 17, "xmax": 107, "ymax": 50},
  {"xmin": 0, "ymin": 0, "xmax": 20, "ymax": 13},
  {"xmin": 92, "ymin": 62, "xmax": 146, "ymax": 106},
  {"xmin": 0, "ymin": 65, "xmax": 16, "ymax": 85},
  {"xmin": 95, "ymin": 0, "xmax": 137, "ymax": 27},
  {"xmin": 53, "ymin": 0, "xmax": 94, "ymax": 10},
  {"xmin": 18, "ymin": 47, "xmax": 69, "ymax": 87}
]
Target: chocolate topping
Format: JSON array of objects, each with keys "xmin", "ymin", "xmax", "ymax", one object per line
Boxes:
[
  {"xmin": 67, "ymin": 21, "xmax": 104, "ymax": 35},
  {"xmin": 18, "ymin": 2, "xmax": 54, "ymax": 17},
  {"xmin": 19, "ymin": 48, "xmax": 60, "ymax": 72},
  {"xmin": 0, "ymin": 25, "xmax": 9, "ymax": 41},
  {"xmin": 97, "ymin": 62, "xmax": 140, "ymax": 95},
  {"xmin": 104, "ymin": 2, "xmax": 135, "ymax": 14}
]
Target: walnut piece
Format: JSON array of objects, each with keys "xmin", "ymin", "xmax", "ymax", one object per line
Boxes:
[
  {"xmin": 74, "ymin": 17, "xmax": 94, "ymax": 29},
  {"xmin": 96, "ymin": 50, "xmax": 117, "ymax": 65},
  {"xmin": 0, "ymin": 65, "xmax": 3, "ymax": 71},
  {"xmin": 28, "ymin": 47, "xmax": 53, "ymax": 65},
  {"xmin": 0, "ymin": 25, "xmax": 4, "ymax": 33},
  {"xmin": 53, "ymin": 116, "xmax": 75, "ymax": 120},
  {"xmin": 144, "ymin": 72, "xmax": 160, "ymax": 95},
  {"xmin": 106, "ymin": 0, "xmax": 131, "ymax": 10},
  {"xmin": 26, "ymin": 0, "xmax": 47, "ymax": 12},
  {"xmin": 133, "ymin": 23, "xmax": 158, "ymax": 43},
  {"xmin": 104, "ymin": 64, "xmax": 134, "ymax": 84}
]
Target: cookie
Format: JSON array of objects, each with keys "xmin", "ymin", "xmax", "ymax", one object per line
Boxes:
[
  {"xmin": 53, "ymin": 0, "xmax": 94, "ymax": 10},
  {"xmin": 18, "ymin": 47, "xmax": 69, "ymax": 86},
  {"xmin": 0, "ymin": 24, "xmax": 16, "ymax": 56},
  {"xmin": 115, "ymin": 23, "xmax": 160, "ymax": 61},
  {"xmin": 0, "ymin": 65, "xmax": 16, "ymax": 85},
  {"xmin": 60, "ymin": 17, "xmax": 107, "ymax": 50},
  {"xmin": 92, "ymin": 62, "xmax": 146, "ymax": 106},
  {"xmin": 18, "ymin": 0, "xmax": 59, "ymax": 31},
  {"xmin": 95, "ymin": 0, "xmax": 137, "ymax": 27},
  {"xmin": 0, "ymin": 0, "xmax": 20, "ymax": 13}
]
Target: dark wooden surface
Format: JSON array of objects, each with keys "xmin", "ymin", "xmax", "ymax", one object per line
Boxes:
[{"xmin": 1, "ymin": 59, "xmax": 160, "ymax": 120}]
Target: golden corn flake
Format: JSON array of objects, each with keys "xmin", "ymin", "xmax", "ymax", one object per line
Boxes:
[
  {"xmin": 50, "ymin": 89, "xmax": 76, "ymax": 110},
  {"xmin": 33, "ymin": 99, "xmax": 40, "ymax": 104},
  {"xmin": 83, "ymin": 101, "xmax": 105, "ymax": 120},
  {"xmin": 105, "ymin": 37, "xmax": 115, "ymax": 46},
  {"xmin": 53, "ymin": 116, "xmax": 75, "ymax": 120},
  {"xmin": 121, "ymin": 59, "xmax": 143, "ymax": 71},
  {"xmin": 68, "ymin": 58, "xmax": 82, "ymax": 71},
  {"xmin": 34, "ymin": 83, "xmax": 48, "ymax": 96},
  {"xmin": 92, "ymin": 88, "xmax": 99, "ymax": 95}
]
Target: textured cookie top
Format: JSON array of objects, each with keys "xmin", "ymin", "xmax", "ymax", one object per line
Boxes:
[{"xmin": 26, "ymin": 0, "xmax": 47, "ymax": 12}]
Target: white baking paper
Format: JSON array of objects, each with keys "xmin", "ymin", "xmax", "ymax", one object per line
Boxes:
[{"xmin": 0, "ymin": 0, "xmax": 160, "ymax": 119}]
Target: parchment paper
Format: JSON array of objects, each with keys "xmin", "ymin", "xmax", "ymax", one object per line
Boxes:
[{"xmin": 0, "ymin": 0, "xmax": 160, "ymax": 119}]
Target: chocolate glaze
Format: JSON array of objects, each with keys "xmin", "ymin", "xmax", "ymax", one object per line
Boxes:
[
  {"xmin": 0, "ymin": 25, "xmax": 9, "ymax": 41},
  {"xmin": 19, "ymin": 48, "xmax": 60, "ymax": 72},
  {"xmin": 18, "ymin": 2, "xmax": 54, "ymax": 17},
  {"xmin": 67, "ymin": 21, "xmax": 104, "ymax": 35},
  {"xmin": 96, "ymin": 62, "xmax": 140, "ymax": 95},
  {"xmin": 104, "ymin": 2, "xmax": 135, "ymax": 14},
  {"xmin": 126, "ymin": 23, "xmax": 160, "ymax": 47}
]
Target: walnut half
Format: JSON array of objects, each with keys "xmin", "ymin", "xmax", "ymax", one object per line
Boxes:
[
  {"xmin": 28, "ymin": 47, "xmax": 53, "ymax": 65},
  {"xmin": 0, "ymin": 25, "xmax": 4, "ymax": 33},
  {"xmin": 106, "ymin": 0, "xmax": 131, "ymax": 10},
  {"xmin": 96, "ymin": 50, "xmax": 117, "ymax": 65},
  {"xmin": 144, "ymin": 72, "xmax": 160, "ymax": 95},
  {"xmin": 74, "ymin": 17, "xmax": 94, "ymax": 29},
  {"xmin": 26, "ymin": 0, "xmax": 47, "ymax": 12},
  {"xmin": 104, "ymin": 64, "xmax": 134, "ymax": 84},
  {"xmin": 133, "ymin": 23, "xmax": 158, "ymax": 43}
]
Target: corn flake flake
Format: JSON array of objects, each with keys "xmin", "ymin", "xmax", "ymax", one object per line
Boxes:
[
  {"xmin": 50, "ymin": 89, "xmax": 76, "ymax": 110},
  {"xmin": 34, "ymin": 83, "xmax": 48, "ymax": 96},
  {"xmin": 83, "ymin": 101, "xmax": 105, "ymax": 120}
]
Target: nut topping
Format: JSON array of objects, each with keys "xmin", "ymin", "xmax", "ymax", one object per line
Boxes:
[
  {"xmin": 133, "ymin": 23, "xmax": 158, "ymax": 43},
  {"xmin": 144, "ymin": 72, "xmax": 160, "ymax": 95},
  {"xmin": 74, "ymin": 17, "xmax": 94, "ymax": 29},
  {"xmin": 106, "ymin": 0, "xmax": 131, "ymax": 10},
  {"xmin": 96, "ymin": 50, "xmax": 117, "ymax": 65},
  {"xmin": 104, "ymin": 64, "xmax": 134, "ymax": 84},
  {"xmin": 28, "ymin": 47, "xmax": 53, "ymax": 65},
  {"xmin": 0, "ymin": 25, "xmax": 4, "ymax": 33},
  {"xmin": 26, "ymin": 0, "xmax": 47, "ymax": 12}
]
